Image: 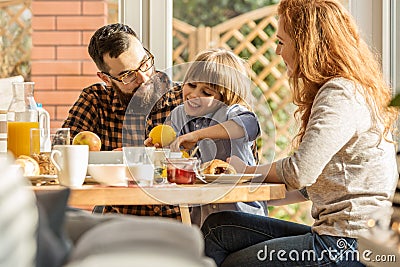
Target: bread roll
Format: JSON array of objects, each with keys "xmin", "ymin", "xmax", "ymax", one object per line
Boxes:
[
  {"xmin": 31, "ymin": 153, "xmax": 56, "ymax": 175},
  {"xmin": 201, "ymin": 159, "xmax": 237, "ymax": 175},
  {"xmin": 15, "ymin": 155, "xmax": 40, "ymax": 176}
]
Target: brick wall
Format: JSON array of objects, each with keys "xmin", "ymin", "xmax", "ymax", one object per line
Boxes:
[{"xmin": 31, "ymin": 0, "xmax": 108, "ymax": 128}]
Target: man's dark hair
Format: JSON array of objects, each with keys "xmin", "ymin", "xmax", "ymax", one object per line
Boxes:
[{"xmin": 88, "ymin": 23, "xmax": 138, "ymax": 72}]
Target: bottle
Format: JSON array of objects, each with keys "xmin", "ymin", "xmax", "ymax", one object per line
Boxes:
[
  {"xmin": 7, "ymin": 82, "xmax": 39, "ymax": 157},
  {"xmin": 37, "ymin": 103, "xmax": 51, "ymax": 152},
  {"xmin": 0, "ymin": 110, "xmax": 7, "ymax": 154}
]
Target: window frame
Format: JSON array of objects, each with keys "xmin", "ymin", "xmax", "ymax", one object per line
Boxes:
[{"xmin": 120, "ymin": 0, "xmax": 173, "ymax": 71}]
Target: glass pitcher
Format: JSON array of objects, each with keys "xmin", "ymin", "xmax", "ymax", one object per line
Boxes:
[{"xmin": 7, "ymin": 82, "xmax": 42, "ymax": 157}]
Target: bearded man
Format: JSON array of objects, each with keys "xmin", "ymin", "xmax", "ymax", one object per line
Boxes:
[
  {"xmin": 62, "ymin": 23, "xmax": 183, "ymax": 218},
  {"xmin": 63, "ymin": 23, "xmax": 183, "ymax": 150}
]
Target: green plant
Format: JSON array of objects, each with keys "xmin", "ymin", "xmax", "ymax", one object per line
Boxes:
[{"xmin": 389, "ymin": 93, "xmax": 400, "ymax": 107}]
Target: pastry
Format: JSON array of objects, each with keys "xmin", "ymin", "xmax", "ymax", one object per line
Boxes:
[
  {"xmin": 31, "ymin": 153, "xmax": 57, "ymax": 175},
  {"xmin": 201, "ymin": 159, "xmax": 237, "ymax": 175},
  {"xmin": 15, "ymin": 155, "xmax": 40, "ymax": 176}
]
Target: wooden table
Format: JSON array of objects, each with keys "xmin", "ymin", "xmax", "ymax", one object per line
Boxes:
[{"xmin": 32, "ymin": 183, "xmax": 286, "ymax": 225}]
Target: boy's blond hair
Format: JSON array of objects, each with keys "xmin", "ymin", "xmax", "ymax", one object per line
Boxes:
[{"xmin": 183, "ymin": 48, "xmax": 252, "ymax": 109}]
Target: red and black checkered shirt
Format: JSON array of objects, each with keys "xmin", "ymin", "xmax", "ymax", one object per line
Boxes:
[{"xmin": 62, "ymin": 72, "xmax": 183, "ymax": 219}]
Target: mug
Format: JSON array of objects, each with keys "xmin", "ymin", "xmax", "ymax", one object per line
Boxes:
[{"xmin": 50, "ymin": 145, "xmax": 89, "ymax": 187}]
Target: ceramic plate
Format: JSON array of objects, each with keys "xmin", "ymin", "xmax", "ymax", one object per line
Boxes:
[
  {"xmin": 204, "ymin": 173, "xmax": 262, "ymax": 184},
  {"xmin": 25, "ymin": 175, "xmax": 58, "ymax": 186},
  {"xmin": 25, "ymin": 174, "xmax": 58, "ymax": 180}
]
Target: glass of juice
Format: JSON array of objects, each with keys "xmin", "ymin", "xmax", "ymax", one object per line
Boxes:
[{"xmin": 8, "ymin": 121, "xmax": 39, "ymax": 157}]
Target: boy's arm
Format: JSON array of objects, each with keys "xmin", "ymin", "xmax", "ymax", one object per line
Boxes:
[
  {"xmin": 169, "ymin": 120, "xmax": 244, "ymax": 151},
  {"xmin": 227, "ymin": 106, "xmax": 260, "ymax": 141},
  {"xmin": 194, "ymin": 120, "xmax": 245, "ymax": 140}
]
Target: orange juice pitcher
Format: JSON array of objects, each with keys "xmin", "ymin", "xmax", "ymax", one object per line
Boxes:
[{"xmin": 7, "ymin": 82, "xmax": 41, "ymax": 157}]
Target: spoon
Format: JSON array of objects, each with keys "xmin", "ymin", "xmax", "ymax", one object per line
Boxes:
[{"xmin": 190, "ymin": 146, "xmax": 200, "ymax": 158}]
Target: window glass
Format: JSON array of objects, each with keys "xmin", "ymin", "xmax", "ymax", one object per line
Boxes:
[
  {"xmin": 108, "ymin": 0, "xmax": 119, "ymax": 24},
  {"xmin": 339, "ymin": 0, "xmax": 349, "ymax": 9}
]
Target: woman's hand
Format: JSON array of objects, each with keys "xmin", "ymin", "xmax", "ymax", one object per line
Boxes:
[
  {"xmin": 169, "ymin": 133, "xmax": 198, "ymax": 152},
  {"xmin": 226, "ymin": 155, "xmax": 249, "ymax": 174}
]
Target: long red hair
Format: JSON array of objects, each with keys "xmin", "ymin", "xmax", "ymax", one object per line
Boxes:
[{"xmin": 278, "ymin": 0, "xmax": 398, "ymax": 148}]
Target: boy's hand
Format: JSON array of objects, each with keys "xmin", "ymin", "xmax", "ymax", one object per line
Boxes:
[
  {"xmin": 144, "ymin": 137, "xmax": 161, "ymax": 148},
  {"xmin": 169, "ymin": 133, "xmax": 198, "ymax": 152}
]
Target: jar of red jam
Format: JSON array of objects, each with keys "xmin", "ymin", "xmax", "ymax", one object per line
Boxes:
[{"xmin": 165, "ymin": 158, "xmax": 201, "ymax": 184}]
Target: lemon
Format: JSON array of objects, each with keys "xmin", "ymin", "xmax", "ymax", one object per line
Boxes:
[
  {"xmin": 181, "ymin": 150, "xmax": 190, "ymax": 158},
  {"xmin": 149, "ymin": 125, "xmax": 176, "ymax": 147}
]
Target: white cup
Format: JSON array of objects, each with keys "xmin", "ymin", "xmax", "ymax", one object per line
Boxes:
[
  {"xmin": 50, "ymin": 145, "xmax": 89, "ymax": 187},
  {"xmin": 123, "ymin": 146, "xmax": 155, "ymax": 187}
]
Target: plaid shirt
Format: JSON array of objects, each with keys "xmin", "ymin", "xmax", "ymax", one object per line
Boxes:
[{"xmin": 63, "ymin": 72, "xmax": 183, "ymax": 219}]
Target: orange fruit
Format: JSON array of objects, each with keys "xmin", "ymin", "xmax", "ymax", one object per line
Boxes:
[{"xmin": 149, "ymin": 125, "xmax": 176, "ymax": 147}]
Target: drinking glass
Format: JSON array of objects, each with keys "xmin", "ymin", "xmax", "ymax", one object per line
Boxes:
[{"xmin": 123, "ymin": 147, "xmax": 155, "ymax": 186}]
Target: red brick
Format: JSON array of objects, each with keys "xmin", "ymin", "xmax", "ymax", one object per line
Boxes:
[
  {"xmin": 50, "ymin": 120, "xmax": 66, "ymax": 129},
  {"xmin": 32, "ymin": 1, "xmax": 81, "ymax": 15},
  {"xmin": 32, "ymin": 16, "xmax": 56, "ymax": 30},
  {"xmin": 57, "ymin": 76, "xmax": 98, "ymax": 89},
  {"xmin": 83, "ymin": 1, "xmax": 107, "ymax": 15},
  {"xmin": 82, "ymin": 61, "xmax": 98, "ymax": 75},
  {"xmin": 33, "ymin": 31, "xmax": 81, "ymax": 45},
  {"xmin": 31, "ymin": 76, "xmax": 56, "ymax": 90},
  {"xmin": 57, "ymin": 46, "xmax": 91, "ymax": 60},
  {"xmin": 32, "ymin": 61, "xmax": 81, "ymax": 75},
  {"xmin": 31, "ymin": 46, "xmax": 56, "ymax": 60},
  {"xmin": 35, "ymin": 91, "xmax": 82, "ymax": 105},
  {"xmin": 56, "ymin": 105, "xmax": 74, "ymax": 120},
  {"xmin": 35, "ymin": 104, "xmax": 56, "ymax": 120},
  {"xmin": 82, "ymin": 30, "xmax": 96, "ymax": 45},
  {"xmin": 57, "ymin": 16, "xmax": 106, "ymax": 31}
]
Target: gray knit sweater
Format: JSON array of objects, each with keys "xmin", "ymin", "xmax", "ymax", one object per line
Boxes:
[{"xmin": 276, "ymin": 78, "xmax": 397, "ymax": 238}]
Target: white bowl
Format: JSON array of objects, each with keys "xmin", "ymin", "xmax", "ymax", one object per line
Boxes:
[
  {"xmin": 87, "ymin": 164, "xmax": 128, "ymax": 186},
  {"xmin": 89, "ymin": 151, "xmax": 123, "ymax": 164}
]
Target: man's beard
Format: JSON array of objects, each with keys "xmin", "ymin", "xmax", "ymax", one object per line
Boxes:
[
  {"xmin": 112, "ymin": 76, "xmax": 165, "ymax": 113},
  {"xmin": 112, "ymin": 81, "xmax": 155, "ymax": 107},
  {"xmin": 113, "ymin": 82, "xmax": 133, "ymax": 107}
]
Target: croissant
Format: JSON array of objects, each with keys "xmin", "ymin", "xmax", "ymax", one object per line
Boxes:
[{"xmin": 201, "ymin": 159, "xmax": 237, "ymax": 175}]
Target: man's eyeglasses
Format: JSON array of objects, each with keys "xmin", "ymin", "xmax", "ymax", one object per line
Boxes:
[{"xmin": 102, "ymin": 48, "xmax": 154, "ymax": 85}]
